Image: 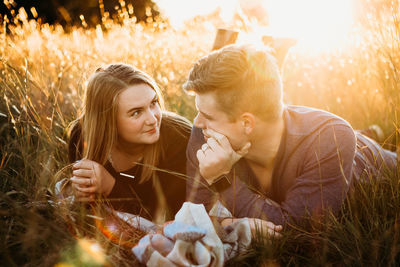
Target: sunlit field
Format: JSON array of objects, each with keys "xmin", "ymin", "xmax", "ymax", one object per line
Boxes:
[{"xmin": 1, "ymin": 0, "xmax": 400, "ymax": 265}]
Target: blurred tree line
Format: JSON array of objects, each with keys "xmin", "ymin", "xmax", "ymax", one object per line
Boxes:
[{"xmin": 0, "ymin": 0, "xmax": 159, "ymax": 26}]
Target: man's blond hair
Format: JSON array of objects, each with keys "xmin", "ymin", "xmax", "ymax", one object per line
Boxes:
[{"xmin": 183, "ymin": 44, "xmax": 283, "ymax": 121}]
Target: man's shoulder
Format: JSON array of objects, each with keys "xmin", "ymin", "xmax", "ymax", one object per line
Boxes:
[
  {"xmin": 286, "ymin": 105, "xmax": 348, "ymax": 122},
  {"xmin": 285, "ymin": 105, "xmax": 353, "ymax": 134},
  {"xmin": 283, "ymin": 105, "xmax": 356, "ymax": 160}
]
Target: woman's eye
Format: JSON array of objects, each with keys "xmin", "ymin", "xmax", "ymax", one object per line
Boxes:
[
  {"xmin": 131, "ymin": 110, "xmax": 141, "ymax": 117},
  {"xmin": 151, "ymin": 100, "xmax": 158, "ymax": 106}
]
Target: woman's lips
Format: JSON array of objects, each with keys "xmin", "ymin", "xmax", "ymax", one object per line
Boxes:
[{"xmin": 145, "ymin": 128, "xmax": 157, "ymax": 134}]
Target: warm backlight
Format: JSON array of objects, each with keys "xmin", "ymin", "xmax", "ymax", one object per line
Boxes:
[
  {"xmin": 154, "ymin": 0, "xmax": 354, "ymax": 50},
  {"xmin": 265, "ymin": 0, "xmax": 354, "ymax": 49}
]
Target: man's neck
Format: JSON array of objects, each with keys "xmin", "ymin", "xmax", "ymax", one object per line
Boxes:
[{"xmin": 245, "ymin": 117, "xmax": 285, "ymax": 168}]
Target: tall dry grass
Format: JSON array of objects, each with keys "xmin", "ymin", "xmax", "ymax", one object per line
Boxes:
[{"xmin": 0, "ymin": 1, "xmax": 399, "ymax": 265}]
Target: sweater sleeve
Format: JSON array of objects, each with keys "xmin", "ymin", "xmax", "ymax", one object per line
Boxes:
[
  {"xmin": 185, "ymin": 127, "xmax": 218, "ymax": 210},
  {"xmin": 157, "ymin": 132, "xmax": 190, "ymax": 218},
  {"xmin": 152, "ymin": 112, "xmax": 192, "ymax": 218},
  {"xmin": 219, "ymin": 125, "xmax": 356, "ymax": 227}
]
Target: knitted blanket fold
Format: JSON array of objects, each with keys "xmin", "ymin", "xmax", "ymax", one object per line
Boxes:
[
  {"xmin": 130, "ymin": 202, "xmax": 251, "ymax": 267},
  {"xmin": 54, "ymin": 180, "xmax": 252, "ymax": 267}
]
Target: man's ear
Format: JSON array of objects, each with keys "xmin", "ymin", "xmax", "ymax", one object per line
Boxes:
[{"xmin": 240, "ymin": 113, "xmax": 255, "ymax": 135}]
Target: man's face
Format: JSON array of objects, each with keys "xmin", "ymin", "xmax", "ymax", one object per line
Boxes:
[{"xmin": 194, "ymin": 92, "xmax": 247, "ymax": 150}]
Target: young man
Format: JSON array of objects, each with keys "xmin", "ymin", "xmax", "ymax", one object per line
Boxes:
[{"xmin": 183, "ymin": 44, "xmax": 397, "ymax": 228}]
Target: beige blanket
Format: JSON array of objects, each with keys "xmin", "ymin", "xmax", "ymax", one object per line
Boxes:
[{"xmin": 130, "ymin": 202, "xmax": 251, "ymax": 267}]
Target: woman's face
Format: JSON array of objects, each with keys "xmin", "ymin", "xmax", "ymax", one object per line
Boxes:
[{"xmin": 116, "ymin": 83, "xmax": 162, "ymax": 146}]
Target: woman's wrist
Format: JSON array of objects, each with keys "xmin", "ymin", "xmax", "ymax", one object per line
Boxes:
[{"xmin": 102, "ymin": 171, "xmax": 116, "ymax": 197}]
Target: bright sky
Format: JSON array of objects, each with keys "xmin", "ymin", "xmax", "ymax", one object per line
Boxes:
[
  {"xmin": 155, "ymin": 0, "xmax": 238, "ymax": 27},
  {"xmin": 154, "ymin": 0, "xmax": 354, "ymax": 50},
  {"xmin": 265, "ymin": 0, "xmax": 354, "ymax": 48}
]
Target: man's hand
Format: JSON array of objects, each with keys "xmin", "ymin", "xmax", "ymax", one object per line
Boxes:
[
  {"xmin": 221, "ymin": 217, "xmax": 282, "ymax": 237},
  {"xmin": 70, "ymin": 159, "xmax": 116, "ymax": 201},
  {"xmin": 248, "ymin": 218, "xmax": 282, "ymax": 237},
  {"xmin": 196, "ymin": 129, "xmax": 251, "ymax": 184}
]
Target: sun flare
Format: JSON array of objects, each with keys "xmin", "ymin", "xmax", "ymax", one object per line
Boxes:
[{"xmin": 154, "ymin": 0, "xmax": 354, "ymax": 50}]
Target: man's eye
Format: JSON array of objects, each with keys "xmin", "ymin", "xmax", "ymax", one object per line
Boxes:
[{"xmin": 203, "ymin": 115, "xmax": 212, "ymax": 121}]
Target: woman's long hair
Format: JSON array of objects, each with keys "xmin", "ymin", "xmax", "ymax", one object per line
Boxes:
[{"xmin": 71, "ymin": 63, "xmax": 165, "ymax": 183}]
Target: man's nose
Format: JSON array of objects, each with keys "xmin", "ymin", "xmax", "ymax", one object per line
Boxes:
[{"xmin": 193, "ymin": 113, "xmax": 205, "ymax": 129}]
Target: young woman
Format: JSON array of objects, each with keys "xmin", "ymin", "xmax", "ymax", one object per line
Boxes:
[{"xmin": 66, "ymin": 63, "xmax": 191, "ymax": 222}]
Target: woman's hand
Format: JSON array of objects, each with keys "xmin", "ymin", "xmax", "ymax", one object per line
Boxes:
[
  {"xmin": 221, "ymin": 217, "xmax": 282, "ymax": 238},
  {"xmin": 70, "ymin": 159, "xmax": 116, "ymax": 201}
]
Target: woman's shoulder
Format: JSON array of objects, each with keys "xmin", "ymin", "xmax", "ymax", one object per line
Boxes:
[{"xmin": 158, "ymin": 111, "xmax": 192, "ymax": 163}]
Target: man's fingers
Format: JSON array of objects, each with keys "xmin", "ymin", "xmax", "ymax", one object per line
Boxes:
[
  {"xmin": 206, "ymin": 137, "xmax": 223, "ymax": 153},
  {"xmin": 196, "ymin": 149, "xmax": 206, "ymax": 163},
  {"xmin": 262, "ymin": 220, "xmax": 281, "ymax": 230},
  {"xmin": 236, "ymin": 142, "xmax": 251, "ymax": 156},
  {"xmin": 204, "ymin": 129, "xmax": 250, "ymax": 155},
  {"xmin": 201, "ymin": 143, "xmax": 209, "ymax": 152},
  {"xmin": 204, "ymin": 129, "xmax": 231, "ymax": 148},
  {"xmin": 250, "ymin": 219, "xmax": 282, "ymax": 237},
  {"xmin": 204, "ymin": 128, "xmax": 224, "ymax": 140},
  {"xmin": 266, "ymin": 228, "xmax": 282, "ymax": 238}
]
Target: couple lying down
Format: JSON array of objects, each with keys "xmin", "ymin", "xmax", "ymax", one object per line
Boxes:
[{"xmin": 57, "ymin": 44, "xmax": 397, "ymax": 255}]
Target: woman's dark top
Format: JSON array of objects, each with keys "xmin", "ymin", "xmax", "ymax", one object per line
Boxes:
[{"xmin": 68, "ymin": 112, "xmax": 192, "ymax": 221}]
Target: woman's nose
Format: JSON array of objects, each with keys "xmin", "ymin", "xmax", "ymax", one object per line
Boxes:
[{"xmin": 145, "ymin": 109, "xmax": 158, "ymax": 125}]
